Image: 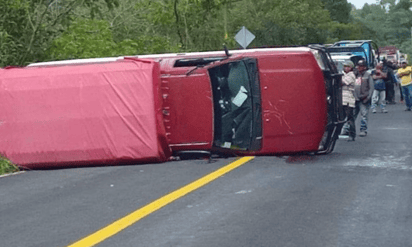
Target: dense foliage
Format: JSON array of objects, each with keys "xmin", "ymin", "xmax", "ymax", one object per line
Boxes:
[
  {"xmin": 0, "ymin": 155, "xmax": 19, "ymax": 175},
  {"xmin": 0, "ymin": 0, "xmax": 411, "ymax": 67},
  {"xmin": 352, "ymin": 0, "xmax": 412, "ymax": 61}
]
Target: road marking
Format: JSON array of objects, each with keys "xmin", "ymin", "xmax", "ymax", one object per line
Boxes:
[
  {"xmin": 0, "ymin": 171, "xmax": 25, "ymax": 178},
  {"xmin": 67, "ymin": 156, "xmax": 255, "ymax": 247}
]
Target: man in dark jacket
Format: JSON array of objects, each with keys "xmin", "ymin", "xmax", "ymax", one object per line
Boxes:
[
  {"xmin": 353, "ymin": 59, "xmax": 374, "ymax": 137},
  {"xmin": 382, "ymin": 59, "xmax": 397, "ymax": 104}
]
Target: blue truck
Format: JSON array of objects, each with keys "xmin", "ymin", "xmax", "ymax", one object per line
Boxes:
[{"xmin": 327, "ymin": 40, "xmax": 379, "ymax": 72}]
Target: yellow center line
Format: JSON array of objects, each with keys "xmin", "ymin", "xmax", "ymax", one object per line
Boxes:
[{"xmin": 67, "ymin": 156, "xmax": 255, "ymax": 247}]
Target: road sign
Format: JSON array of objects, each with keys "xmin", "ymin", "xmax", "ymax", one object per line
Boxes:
[{"xmin": 235, "ymin": 26, "xmax": 255, "ymax": 49}]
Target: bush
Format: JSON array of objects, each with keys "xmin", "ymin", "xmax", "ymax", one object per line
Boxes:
[{"xmin": 0, "ymin": 156, "xmax": 19, "ymax": 175}]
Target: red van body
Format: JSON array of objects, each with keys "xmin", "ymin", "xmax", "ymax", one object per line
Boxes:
[
  {"xmin": 0, "ymin": 58, "xmax": 171, "ymax": 168},
  {"xmin": 143, "ymin": 47, "xmax": 343, "ymax": 156},
  {"xmin": 2, "ymin": 46, "xmax": 343, "ymax": 168}
]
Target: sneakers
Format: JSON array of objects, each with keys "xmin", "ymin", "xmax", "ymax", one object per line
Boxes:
[
  {"xmin": 406, "ymin": 108, "xmax": 411, "ymax": 111},
  {"xmin": 340, "ymin": 130, "xmax": 349, "ymax": 136},
  {"xmin": 372, "ymin": 108, "xmax": 377, "ymax": 113},
  {"xmin": 359, "ymin": 131, "xmax": 367, "ymax": 137},
  {"xmin": 347, "ymin": 136, "xmax": 355, "ymax": 142}
]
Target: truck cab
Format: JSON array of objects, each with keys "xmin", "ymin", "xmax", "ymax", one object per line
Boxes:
[
  {"xmin": 327, "ymin": 40, "xmax": 379, "ymax": 70},
  {"xmin": 143, "ymin": 46, "xmax": 344, "ymax": 156}
]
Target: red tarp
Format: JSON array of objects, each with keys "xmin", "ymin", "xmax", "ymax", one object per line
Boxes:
[{"xmin": 0, "ymin": 58, "xmax": 171, "ymax": 168}]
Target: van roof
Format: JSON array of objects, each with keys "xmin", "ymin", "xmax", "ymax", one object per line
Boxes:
[{"xmin": 28, "ymin": 47, "xmax": 312, "ymax": 67}]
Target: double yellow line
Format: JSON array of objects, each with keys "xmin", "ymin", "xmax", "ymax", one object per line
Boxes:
[{"xmin": 68, "ymin": 156, "xmax": 254, "ymax": 247}]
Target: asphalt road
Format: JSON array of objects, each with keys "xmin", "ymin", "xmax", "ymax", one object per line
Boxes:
[{"xmin": 1, "ymin": 94, "xmax": 411, "ymax": 247}]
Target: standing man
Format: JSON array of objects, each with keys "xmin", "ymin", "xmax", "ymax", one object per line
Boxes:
[
  {"xmin": 353, "ymin": 59, "xmax": 374, "ymax": 137},
  {"xmin": 341, "ymin": 61, "xmax": 357, "ymax": 141},
  {"xmin": 397, "ymin": 60, "xmax": 412, "ymax": 111},
  {"xmin": 383, "ymin": 59, "xmax": 397, "ymax": 104},
  {"xmin": 371, "ymin": 62, "xmax": 388, "ymax": 113}
]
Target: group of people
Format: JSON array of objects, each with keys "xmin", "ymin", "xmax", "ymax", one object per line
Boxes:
[{"xmin": 340, "ymin": 59, "xmax": 412, "ymax": 142}]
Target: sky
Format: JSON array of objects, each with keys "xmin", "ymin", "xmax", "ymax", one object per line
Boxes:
[{"xmin": 348, "ymin": 0, "xmax": 380, "ymax": 9}]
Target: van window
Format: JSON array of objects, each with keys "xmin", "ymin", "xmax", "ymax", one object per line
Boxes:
[{"xmin": 208, "ymin": 59, "xmax": 262, "ymax": 151}]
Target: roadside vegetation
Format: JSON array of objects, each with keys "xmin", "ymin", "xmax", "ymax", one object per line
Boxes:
[
  {"xmin": 1, "ymin": 0, "xmax": 411, "ymax": 68},
  {"xmin": 0, "ymin": 156, "xmax": 19, "ymax": 176}
]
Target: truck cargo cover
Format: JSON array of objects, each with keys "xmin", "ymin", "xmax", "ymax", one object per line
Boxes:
[{"xmin": 0, "ymin": 58, "xmax": 171, "ymax": 168}]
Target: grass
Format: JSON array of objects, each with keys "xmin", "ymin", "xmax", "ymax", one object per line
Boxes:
[{"xmin": 0, "ymin": 156, "xmax": 19, "ymax": 176}]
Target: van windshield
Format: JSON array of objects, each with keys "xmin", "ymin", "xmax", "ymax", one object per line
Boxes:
[{"xmin": 208, "ymin": 59, "xmax": 262, "ymax": 151}]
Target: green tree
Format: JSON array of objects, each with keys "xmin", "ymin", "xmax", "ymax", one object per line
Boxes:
[
  {"xmin": 47, "ymin": 19, "xmax": 118, "ymax": 59},
  {"xmin": 227, "ymin": 0, "xmax": 331, "ymax": 47},
  {"xmin": 135, "ymin": 0, "xmax": 228, "ymax": 51},
  {"xmin": 321, "ymin": 0, "xmax": 352, "ymax": 23},
  {"xmin": 47, "ymin": 18, "xmax": 180, "ymax": 59},
  {"xmin": 0, "ymin": 0, "xmax": 119, "ymax": 66},
  {"xmin": 325, "ymin": 21, "xmax": 367, "ymax": 43},
  {"xmin": 349, "ymin": 0, "xmax": 411, "ymax": 62},
  {"xmin": 2, "ymin": 0, "xmax": 409, "ymax": 65}
]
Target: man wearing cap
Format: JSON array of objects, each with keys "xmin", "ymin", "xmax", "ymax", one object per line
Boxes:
[
  {"xmin": 341, "ymin": 61, "xmax": 356, "ymax": 141},
  {"xmin": 353, "ymin": 59, "xmax": 374, "ymax": 137},
  {"xmin": 397, "ymin": 60, "xmax": 412, "ymax": 111}
]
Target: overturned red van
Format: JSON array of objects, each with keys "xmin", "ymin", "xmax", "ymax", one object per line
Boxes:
[{"xmin": 1, "ymin": 46, "xmax": 344, "ymax": 168}]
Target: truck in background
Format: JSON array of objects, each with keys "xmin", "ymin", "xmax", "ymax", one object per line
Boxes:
[
  {"xmin": 379, "ymin": 46, "xmax": 401, "ymax": 64},
  {"xmin": 327, "ymin": 40, "xmax": 379, "ymax": 72}
]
